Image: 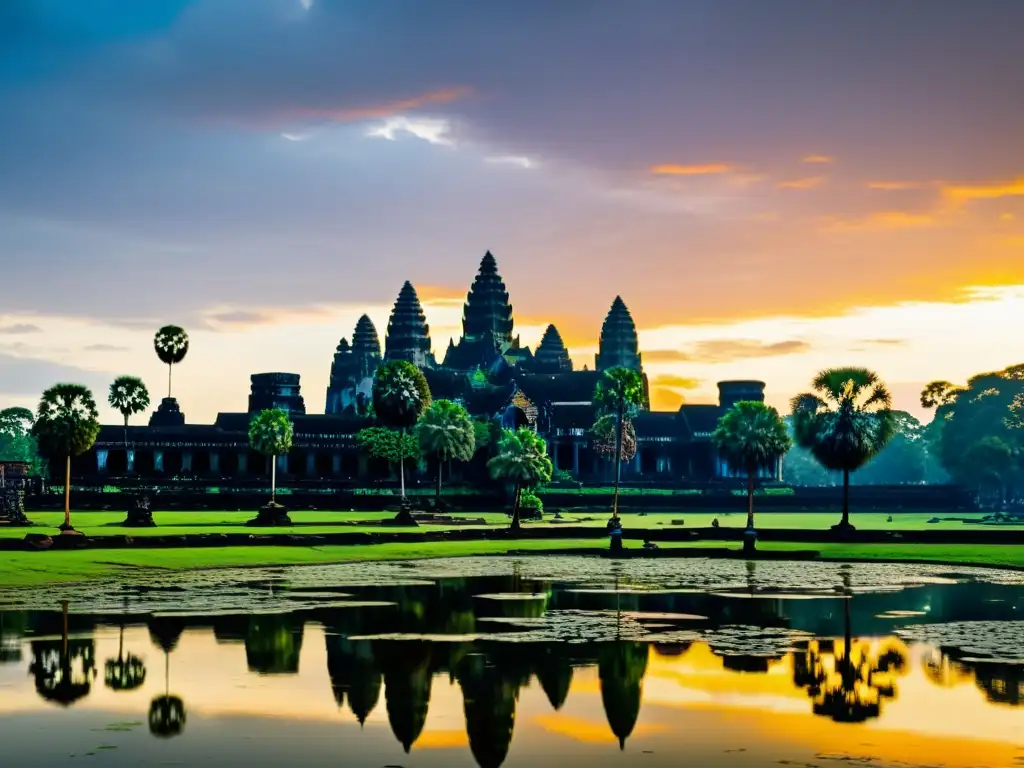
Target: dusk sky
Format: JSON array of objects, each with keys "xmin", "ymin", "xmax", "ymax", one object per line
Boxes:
[{"xmin": 2, "ymin": 0, "xmax": 1023, "ymax": 424}]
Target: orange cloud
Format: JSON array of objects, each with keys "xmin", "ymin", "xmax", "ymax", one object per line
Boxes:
[
  {"xmin": 649, "ymin": 163, "xmax": 734, "ymax": 176},
  {"xmin": 1000, "ymin": 212, "xmax": 1015, "ymax": 222},
  {"xmin": 802, "ymin": 154, "xmax": 833, "ymax": 164},
  {"xmin": 822, "ymin": 210, "xmax": 937, "ymax": 232},
  {"xmin": 942, "ymin": 176, "xmax": 1024, "ymax": 205},
  {"xmin": 688, "ymin": 339, "xmax": 809, "ymax": 363},
  {"xmin": 777, "ymin": 176, "xmax": 824, "ymax": 189},
  {"xmin": 651, "ymin": 374, "xmax": 702, "ymax": 390},
  {"xmin": 289, "ymin": 87, "xmax": 471, "ymax": 122},
  {"xmin": 867, "ymin": 180, "xmax": 927, "ymax": 191}
]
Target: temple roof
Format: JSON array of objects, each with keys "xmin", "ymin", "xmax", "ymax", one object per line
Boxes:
[
  {"xmin": 384, "ymin": 281, "xmax": 434, "ymax": 367},
  {"xmin": 352, "ymin": 314, "xmax": 381, "ymax": 358},
  {"xmin": 461, "ymin": 250, "xmax": 514, "ymax": 345},
  {"xmin": 596, "ymin": 296, "xmax": 642, "ymax": 372},
  {"xmin": 533, "ymin": 324, "xmax": 573, "ymax": 373}
]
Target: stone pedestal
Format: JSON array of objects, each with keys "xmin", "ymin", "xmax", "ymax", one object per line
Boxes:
[
  {"xmin": 0, "ymin": 490, "xmax": 31, "ymax": 526},
  {"xmin": 391, "ymin": 497, "xmax": 419, "ymax": 526},
  {"xmin": 123, "ymin": 494, "xmax": 156, "ymax": 527},
  {"xmin": 247, "ymin": 501, "xmax": 292, "ymax": 527}
]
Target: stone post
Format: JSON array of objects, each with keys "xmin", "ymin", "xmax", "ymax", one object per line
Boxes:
[
  {"xmin": 154, "ymin": 450, "xmax": 164, "ymax": 473},
  {"xmin": 181, "ymin": 451, "xmax": 193, "ymax": 473},
  {"xmin": 96, "ymin": 449, "xmax": 109, "ymax": 474}
]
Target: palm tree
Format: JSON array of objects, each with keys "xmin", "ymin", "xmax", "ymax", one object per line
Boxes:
[
  {"xmin": 372, "ymin": 361, "xmax": 432, "ymax": 522},
  {"xmin": 415, "ymin": 399, "xmax": 476, "ymax": 506},
  {"xmin": 108, "ymin": 375, "xmax": 150, "ymax": 456},
  {"xmin": 711, "ymin": 401, "xmax": 792, "ymax": 554},
  {"xmin": 30, "ymin": 384, "xmax": 100, "ymax": 532},
  {"xmin": 791, "ymin": 368, "xmax": 896, "ymax": 531},
  {"xmin": 153, "ymin": 325, "xmax": 189, "ymax": 400},
  {"xmin": 593, "ymin": 367, "xmax": 647, "ymax": 523},
  {"xmin": 488, "ymin": 427, "xmax": 553, "ymax": 532},
  {"xmin": 248, "ymin": 408, "xmax": 294, "ymax": 526}
]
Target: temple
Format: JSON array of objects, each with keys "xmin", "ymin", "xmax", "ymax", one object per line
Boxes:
[{"xmin": 79, "ymin": 252, "xmax": 782, "ymax": 485}]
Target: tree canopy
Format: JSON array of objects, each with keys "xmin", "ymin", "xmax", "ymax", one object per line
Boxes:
[
  {"xmin": 593, "ymin": 367, "xmax": 647, "ymax": 419},
  {"xmin": 30, "ymin": 384, "xmax": 101, "ymax": 460},
  {"xmin": 416, "ymin": 400, "xmax": 475, "ymax": 463},
  {"xmin": 357, "ymin": 426, "xmax": 420, "ymax": 464},
  {"xmin": 0, "ymin": 407, "xmax": 41, "ymax": 470},
  {"xmin": 248, "ymin": 408, "xmax": 294, "ymax": 457},
  {"xmin": 791, "ymin": 367, "xmax": 896, "ymax": 473},
  {"xmin": 154, "ymin": 325, "xmax": 189, "ymax": 366},
  {"xmin": 488, "ymin": 427, "xmax": 553, "ymax": 489},
  {"xmin": 372, "ymin": 361, "xmax": 432, "ymax": 430},
  {"xmin": 712, "ymin": 400, "xmax": 791, "ymax": 472},
  {"xmin": 108, "ymin": 375, "xmax": 151, "ymax": 426}
]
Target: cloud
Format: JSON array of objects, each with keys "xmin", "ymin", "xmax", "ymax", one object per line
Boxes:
[
  {"xmin": 0, "ymin": 323, "xmax": 42, "ymax": 335},
  {"xmin": 867, "ymin": 180, "xmax": 927, "ymax": 191},
  {"xmin": 943, "ymin": 176, "xmax": 1024, "ymax": 205},
  {"xmin": 861, "ymin": 338, "xmax": 907, "ymax": 346},
  {"xmin": 485, "ymin": 155, "xmax": 536, "ymax": 169},
  {"xmin": 822, "ymin": 210, "xmax": 938, "ymax": 232},
  {"xmin": 83, "ymin": 343, "xmax": 130, "ymax": 352},
  {"xmin": 643, "ymin": 349, "xmax": 691, "ymax": 363},
  {"xmin": 204, "ymin": 307, "xmax": 334, "ymax": 329},
  {"xmin": 280, "ymin": 132, "xmax": 310, "ymax": 142},
  {"xmin": 1000, "ymin": 212, "xmax": 1015, "ymax": 222},
  {"xmin": 649, "ymin": 163, "xmax": 734, "ymax": 176},
  {"xmin": 0, "ymin": 353, "xmax": 113, "ymax": 398},
  {"xmin": 688, "ymin": 339, "xmax": 809, "ymax": 363},
  {"xmin": 802, "ymin": 155, "xmax": 833, "ymax": 164},
  {"xmin": 289, "ymin": 87, "xmax": 471, "ymax": 126},
  {"xmin": 777, "ymin": 176, "xmax": 824, "ymax": 190},
  {"xmin": 651, "ymin": 374, "xmax": 702, "ymax": 390},
  {"xmin": 366, "ymin": 116, "xmax": 454, "ymax": 145}
]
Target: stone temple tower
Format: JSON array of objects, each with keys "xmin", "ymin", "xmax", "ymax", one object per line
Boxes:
[
  {"xmin": 595, "ymin": 296, "xmax": 642, "ymax": 372},
  {"xmin": 384, "ymin": 281, "xmax": 436, "ymax": 368},
  {"xmin": 462, "ymin": 251, "xmax": 514, "ymax": 345},
  {"xmin": 325, "ymin": 314, "xmax": 382, "ymax": 414},
  {"xmin": 532, "ymin": 324, "xmax": 573, "ymax": 373}
]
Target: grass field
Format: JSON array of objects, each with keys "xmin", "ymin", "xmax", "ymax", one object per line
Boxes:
[
  {"xmin": 1, "ymin": 538, "xmax": 1022, "ymax": 588},
  {"xmin": 3, "ymin": 509, "xmax": 1019, "ymax": 539}
]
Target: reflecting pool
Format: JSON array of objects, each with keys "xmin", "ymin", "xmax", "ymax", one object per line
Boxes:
[{"xmin": 1, "ymin": 557, "xmax": 1022, "ymax": 767}]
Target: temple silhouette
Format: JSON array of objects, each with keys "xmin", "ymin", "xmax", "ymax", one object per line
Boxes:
[{"xmin": 82, "ymin": 252, "xmax": 778, "ymax": 483}]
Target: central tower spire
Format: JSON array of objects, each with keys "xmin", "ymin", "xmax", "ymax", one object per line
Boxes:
[{"xmin": 461, "ymin": 251, "xmax": 514, "ymax": 346}]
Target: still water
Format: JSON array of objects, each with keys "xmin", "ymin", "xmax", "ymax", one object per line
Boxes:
[{"xmin": 0, "ymin": 556, "xmax": 1022, "ymax": 767}]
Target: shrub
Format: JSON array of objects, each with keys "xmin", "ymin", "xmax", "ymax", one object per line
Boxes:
[{"xmin": 519, "ymin": 489, "xmax": 543, "ymax": 517}]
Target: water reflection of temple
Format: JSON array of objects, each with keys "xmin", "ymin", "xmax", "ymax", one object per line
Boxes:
[{"xmin": 1, "ymin": 576, "xmax": 1021, "ymax": 767}]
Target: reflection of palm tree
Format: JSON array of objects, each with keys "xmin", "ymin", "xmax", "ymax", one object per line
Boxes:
[
  {"xmin": 105, "ymin": 622, "xmax": 147, "ymax": 692},
  {"xmin": 598, "ymin": 642, "xmax": 649, "ymax": 749},
  {"xmin": 149, "ymin": 646, "xmax": 186, "ymax": 738},
  {"xmin": 29, "ymin": 601, "xmax": 96, "ymax": 707},
  {"xmin": 245, "ymin": 614, "xmax": 304, "ymax": 675},
  {"xmin": 0, "ymin": 611, "xmax": 27, "ymax": 664},
  {"xmin": 376, "ymin": 641, "xmax": 433, "ymax": 753},
  {"xmin": 793, "ymin": 574, "xmax": 908, "ymax": 723},
  {"xmin": 457, "ymin": 652, "xmax": 520, "ymax": 768}
]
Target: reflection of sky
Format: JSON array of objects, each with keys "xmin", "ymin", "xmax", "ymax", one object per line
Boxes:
[
  {"xmin": 3, "ymin": 1, "xmax": 1024, "ymax": 421},
  {"xmin": 0, "ymin": 626, "xmax": 1019, "ymax": 767}
]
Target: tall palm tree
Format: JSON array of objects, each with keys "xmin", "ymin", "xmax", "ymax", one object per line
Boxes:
[
  {"xmin": 31, "ymin": 384, "xmax": 100, "ymax": 532},
  {"xmin": 711, "ymin": 400, "xmax": 792, "ymax": 554},
  {"xmin": 108, "ymin": 375, "xmax": 150, "ymax": 457},
  {"xmin": 791, "ymin": 368, "xmax": 896, "ymax": 531},
  {"xmin": 153, "ymin": 325, "xmax": 189, "ymax": 400},
  {"xmin": 593, "ymin": 367, "xmax": 647, "ymax": 523},
  {"xmin": 488, "ymin": 427, "xmax": 553, "ymax": 531},
  {"xmin": 248, "ymin": 408, "xmax": 294, "ymax": 505},
  {"xmin": 416, "ymin": 399, "xmax": 476, "ymax": 506},
  {"xmin": 372, "ymin": 361, "xmax": 432, "ymax": 522}
]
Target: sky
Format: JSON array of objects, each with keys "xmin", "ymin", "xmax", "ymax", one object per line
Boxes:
[{"xmin": 1, "ymin": 0, "xmax": 1023, "ymax": 425}]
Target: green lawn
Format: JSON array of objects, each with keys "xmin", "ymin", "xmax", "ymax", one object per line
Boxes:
[
  {"xmin": 2, "ymin": 509, "xmax": 1018, "ymax": 539},
  {"xmin": 1, "ymin": 538, "xmax": 1021, "ymax": 588}
]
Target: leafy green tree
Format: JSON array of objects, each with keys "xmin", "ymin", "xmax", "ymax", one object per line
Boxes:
[
  {"xmin": 0, "ymin": 407, "xmax": 43, "ymax": 475},
  {"xmin": 416, "ymin": 399, "xmax": 475, "ymax": 504},
  {"xmin": 791, "ymin": 368, "xmax": 896, "ymax": 530},
  {"xmin": 153, "ymin": 325, "xmax": 189, "ymax": 399},
  {"xmin": 922, "ymin": 365, "xmax": 1024, "ymax": 504},
  {"xmin": 711, "ymin": 401, "xmax": 791, "ymax": 552},
  {"xmin": 472, "ymin": 420, "xmax": 492, "ymax": 455},
  {"xmin": 488, "ymin": 427, "xmax": 553, "ymax": 531},
  {"xmin": 356, "ymin": 427, "xmax": 420, "ymax": 474},
  {"xmin": 371, "ymin": 361, "xmax": 431, "ymax": 513},
  {"xmin": 31, "ymin": 384, "xmax": 101, "ymax": 531},
  {"xmin": 593, "ymin": 367, "xmax": 647, "ymax": 522},
  {"xmin": 107, "ymin": 375, "xmax": 150, "ymax": 452},
  {"xmin": 248, "ymin": 408, "xmax": 294, "ymax": 504}
]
